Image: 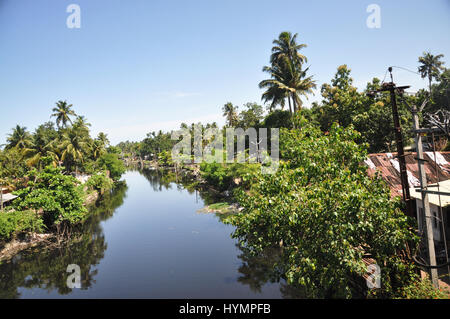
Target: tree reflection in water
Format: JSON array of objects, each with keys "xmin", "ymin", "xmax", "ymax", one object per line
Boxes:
[
  {"xmin": 140, "ymin": 167, "xmax": 307, "ymax": 298},
  {"xmin": 0, "ymin": 168, "xmax": 308, "ymax": 298},
  {"xmin": 0, "ymin": 182, "xmax": 128, "ymax": 299}
]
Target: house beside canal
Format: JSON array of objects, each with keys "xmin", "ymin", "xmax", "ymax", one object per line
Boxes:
[{"xmin": 364, "ymin": 151, "xmax": 450, "ymax": 247}]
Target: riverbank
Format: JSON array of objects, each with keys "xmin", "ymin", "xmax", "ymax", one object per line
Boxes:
[
  {"xmin": 125, "ymin": 159, "xmax": 248, "ymax": 198},
  {"xmin": 0, "ymin": 174, "xmax": 115, "ymax": 262}
]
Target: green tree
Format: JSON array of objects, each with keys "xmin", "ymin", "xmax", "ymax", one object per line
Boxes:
[
  {"xmin": 261, "ymin": 110, "xmax": 293, "ymax": 129},
  {"xmin": 224, "ymin": 123, "xmax": 417, "ymax": 297},
  {"xmin": 0, "ymin": 148, "xmax": 29, "ymax": 182},
  {"xmin": 24, "ymin": 122, "xmax": 58, "ymax": 169},
  {"xmin": 96, "ymin": 132, "xmax": 110, "ymax": 148},
  {"xmin": 270, "ymin": 31, "xmax": 307, "ymax": 67},
  {"xmin": 97, "ymin": 153, "xmax": 125, "ymax": 181},
  {"xmin": 418, "ymin": 52, "xmax": 445, "ymax": 94},
  {"xmin": 237, "ymin": 102, "xmax": 264, "ymax": 129},
  {"xmin": 312, "ymin": 66, "xmax": 413, "ymax": 153},
  {"xmin": 5, "ymin": 125, "xmax": 33, "ymax": 150},
  {"xmin": 13, "ymin": 163, "xmax": 87, "ymax": 226},
  {"xmin": 60, "ymin": 127, "xmax": 90, "ymax": 174},
  {"xmin": 259, "ymin": 32, "xmax": 315, "ymax": 115},
  {"xmin": 51, "ymin": 100, "xmax": 77, "ymax": 129},
  {"xmin": 222, "ymin": 102, "xmax": 239, "ymax": 127}
]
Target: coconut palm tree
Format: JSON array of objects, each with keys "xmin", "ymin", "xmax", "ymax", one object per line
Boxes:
[
  {"xmin": 91, "ymin": 140, "xmax": 106, "ymax": 160},
  {"xmin": 260, "ymin": 84, "xmax": 287, "ymax": 112},
  {"xmin": 259, "ymin": 64, "xmax": 292, "ymax": 113},
  {"xmin": 418, "ymin": 52, "xmax": 445, "ymax": 94},
  {"xmin": 23, "ymin": 142, "xmax": 49, "ymax": 169},
  {"xmin": 73, "ymin": 115, "xmax": 91, "ymax": 129},
  {"xmin": 60, "ymin": 127, "xmax": 90, "ymax": 174},
  {"xmin": 260, "ymin": 32, "xmax": 315, "ymax": 115},
  {"xmin": 5, "ymin": 125, "xmax": 33, "ymax": 150},
  {"xmin": 290, "ymin": 66, "xmax": 316, "ymax": 112},
  {"xmin": 260, "ymin": 60, "xmax": 316, "ymax": 114},
  {"xmin": 222, "ymin": 102, "xmax": 239, "ymax": 127},
  {"xmin": 23, "ymin": 122, "xmax": 58, "ymax": 169},
  {"xmin": 97, "ymin": 132, "xmax": 110, "ymax": 148},
  {"xmin": 270, "ymin": 31, "xmax": 307, "ymax": 67},
  {"xmin": 51, "ymin": 100, "xmax": 77, "ymax": 129}
]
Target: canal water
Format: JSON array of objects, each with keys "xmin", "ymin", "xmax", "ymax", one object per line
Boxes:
[{"xmin": 0, "ymin": 169, "xmax": 301, "ymax": 298}]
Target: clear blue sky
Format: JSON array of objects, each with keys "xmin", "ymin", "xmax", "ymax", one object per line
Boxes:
[{"xmin": 1, "ymin": 0, "xmax": 449, "ymax": 145}]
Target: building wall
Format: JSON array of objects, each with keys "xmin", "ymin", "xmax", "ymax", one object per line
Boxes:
[{"xmin": 415, "ymin": 200, "xmax": 449, "ymax": 242}]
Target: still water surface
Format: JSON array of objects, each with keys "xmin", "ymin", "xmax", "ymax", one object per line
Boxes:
[{"xmin": 0, "ymin": 170, "xmax": 299, "ymax": 298}]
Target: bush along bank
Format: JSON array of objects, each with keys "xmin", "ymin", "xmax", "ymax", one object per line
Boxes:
[
  {"xmin": 136, "ymin": 124, "xmax": 450, "ymax": 299},
  {"xmin": 0, "ymin": 164, "xmax": 122, "ymax": 260}
]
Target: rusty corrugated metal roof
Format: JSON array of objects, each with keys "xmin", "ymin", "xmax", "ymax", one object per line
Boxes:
[{"xmin": 364, "ymin": 151, "xmax": 450, "ymax": 198}]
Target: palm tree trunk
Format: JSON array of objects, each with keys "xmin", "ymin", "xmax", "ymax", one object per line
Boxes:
[
  {"xmin": 292, "ymin": 94, "xmax": 297, "ymax": 113},
  {"xmin": 287, "ymin": 96, "xmax": 293, "ymax": 115},
  {"xmin": 429, "ymin": 75, "xmax": 432, "ymax": 95}
]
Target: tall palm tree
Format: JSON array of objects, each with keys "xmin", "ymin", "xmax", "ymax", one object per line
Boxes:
[
  {"xmin": 5, "ymin": 125, "xmax": 33, "ymax": 150},
  {"xmin": 222, "ymin": 102, "xmax": 238, "ymax": 127},
  {"xmin": 23, "ymin": 141, "xmax": 50, "ymax": 169},
  {"xmin": 51, "ymin": 100, "xmax": 77, "ymax": 129},
  {"xmin": 418, "ymin": 52, "xmax": 445, "ymax": 94},
  {"xmin": 270, "ymin": 31, "xmax": 307, "ymax": 67},
  {"xmin": 290, "ymin": 67, "xmax": 316, "ymax": 112},
  {"xmin": 60, "ymin": 127, "xmax": 90, "ymax": 174},
  {"xmin": 260, "ymin": 32, "xmax": 315, "ymax": 115},
  {"xmin": 74, "ymin": 115, "xmax": 91, "ymax": 129},
  {"xmin": 91, "ymin": 140, "xmax": 106, "ymax": 160},
  {"xmin": 260, "ymin": 59, "xmax": 316, "ymax": 114},
  {"xmin": 260, "ymin": 84, "xmax": 287, "ymax": 112},
  {"xmin": 23, "ymin": 122, "xmax": 58, "ymax": 169},
  {"xmin": 96, "ymin": 132, "xmax": 110, "ymax": 147},
  {"xmin": 259, "ymin": 64, "xmax": 292, "ymax": 113}
]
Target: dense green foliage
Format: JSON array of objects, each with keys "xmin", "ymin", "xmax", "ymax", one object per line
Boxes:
[
  {"xmin": 397, "ymin": 275, "xmax": 450, "ymax": 299},
  {"xmin": 0, "ymin": 210, "xmax": 44, "ymax": 241},
  {"xmin": 0, "ymin": 182, "xmax": 128, "ymax": 298},
  {"xmin": 97, "ymin": 153, "xmax": 125, "ymax": 181},
  {"xmin": 0, "ymin": 102, "xmax": 123, "ymax": 242},
  {"xmin": 2, "ymin": 30, "xmax": 448, "ymax": 299},
  {"xmin": 224, "ymin": 123, "xmax": 417, "ymax": 297},
  {"xmin": 200, "ymin": 162, "xmax": 259, "ymax": 192},
  {"xmin": 0, "ymin": 101, "xmax": 115, "ymax": 183},
  {"xmin": 86, "ymin": 173, "xmax": 114, "ymax": 194},
  {"xmin": 13, "ymin": 165, "xmax": 87, "ymax": 225}
]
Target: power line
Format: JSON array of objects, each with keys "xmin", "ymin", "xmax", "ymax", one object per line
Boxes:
[
  {"xmin": 391, "ymin": 65, "xmax": 421, "ymax": 75},
  {"xmin": 391, "ymin": 65, "xmax": 450, "ymax": 81},
  {"xmin": 381, "ymin": 68, "xmax": 389, "ymax": 84}
]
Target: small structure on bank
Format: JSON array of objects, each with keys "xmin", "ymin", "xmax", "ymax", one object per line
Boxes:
[
  {"xmin": 0, "ymin": 187, "xmax": 18, "ymax": 210},
  {"xmin": 364, "ymin": 151, "xmax": 450, "ymax": 246}
]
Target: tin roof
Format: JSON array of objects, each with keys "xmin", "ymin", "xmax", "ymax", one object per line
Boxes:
[
  {"xmin": 0, "ymin": 193, "xmax": 18, "ymax": 203},
  {"xmin": 364, "ymin": 151, "xmax": 450, "ymax": 198}
]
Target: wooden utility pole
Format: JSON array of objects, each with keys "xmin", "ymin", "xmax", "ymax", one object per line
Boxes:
[
  {"xmin": 376, "ymin": 68, "xmax": 414, "ymax": 217},
  {"xmin": 410, "ymin": 102, "xmax": 439, "ymax": 288}
]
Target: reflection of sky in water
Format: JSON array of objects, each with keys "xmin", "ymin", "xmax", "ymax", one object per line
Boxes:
[{"xmin": 1, "ymin": 170, "xmax": 297, "ymax": 299}]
